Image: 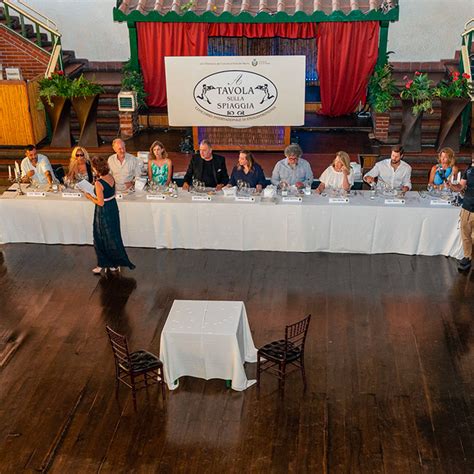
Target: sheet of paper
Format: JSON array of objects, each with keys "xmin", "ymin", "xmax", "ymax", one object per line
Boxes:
[{"xmin": 76, "ymin": 179, "xmax": 96, "ymax": 197}]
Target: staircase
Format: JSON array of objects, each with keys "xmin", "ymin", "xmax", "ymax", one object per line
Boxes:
[
  {"xmin": 0, "ymin": 0, "xmax": 122, "ymax": 144},
  {"xmin": 0, "ymin": 0, "xmax": 87, "ymax": 77}
]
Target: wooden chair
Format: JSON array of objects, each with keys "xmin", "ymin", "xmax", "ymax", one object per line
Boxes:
[
  {"xmin": 257, "ymin": 314, "xmax": 311, "ymax": 393},
  {"xmin": 106, "ymin": 326, "xmax": 165, "ymax": 411}
]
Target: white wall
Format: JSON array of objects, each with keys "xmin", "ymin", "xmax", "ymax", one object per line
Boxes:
[
  {"xmin": 20, "ymin": 0, "xmax": 474, "ymax": 62},
  {"xmin": 25, "ymin": 0, "xmax": 130, "ymax": 61},
  {"xmin": 388, "ymin": 0, "xmax": 472, "ymax": 61}
]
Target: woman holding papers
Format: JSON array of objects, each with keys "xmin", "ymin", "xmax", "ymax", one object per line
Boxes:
[
  {"xmin": 65, "ymin": 146, "xmax": 93, "ymax": 185},
  {"xmin": 316, "ymin": 151, "xmax": 354, "ymax": 193},
  {"xmin": 83, "ymin": 155, "xmax": 135, "ymax": 275},
  {"xmin": 428, "ymin": 147, "xmax": 459, "ymax": 188}
]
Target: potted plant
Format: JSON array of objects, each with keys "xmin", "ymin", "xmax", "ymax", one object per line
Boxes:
[
  {"xmin": 433, "ymin": 70, "xmax": 473, "ymax": 151},
  {"xmin": 399, "ymin": 71, "xmax": 433, "ymax": 152},
  {"xmin": 121, "ymin": 61, "xmax": 147, "ymax": 110},
  {"xmin": 38, "ymin": 71, "xmax": 73, "ymax": 148},
  {"xmin": 70, "ymin": 74, "xmax": 105, "ymax": 147},
  {"xmin": 367, "ymin": 62, "xmax": 398, "ymax": 142}
]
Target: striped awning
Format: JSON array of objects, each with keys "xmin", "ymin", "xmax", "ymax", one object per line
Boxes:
[{"xmin": 115, "ymin": 0, "xmax": 399, "ymax": 21}]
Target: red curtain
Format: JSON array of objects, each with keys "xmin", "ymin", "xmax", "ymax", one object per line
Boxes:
[
  {"xmin": 209, "ymin": 23, "xmax": 316, "ymax": 39},
  {"xmin": 137, "ymin": 23, "xmax": 209, "ymax": 107},
  {"xmin": 317, "ymin": 21, "xmax": 379, "ymax": 116}
]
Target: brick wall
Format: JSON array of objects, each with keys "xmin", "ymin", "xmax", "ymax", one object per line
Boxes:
[
  {"xmin": 0, "ymin": 27, "xmax": 50, "ymax": 80},
  {"xmin": 119, "ymin": 111, "xmax": 138, "ymax": 139}
]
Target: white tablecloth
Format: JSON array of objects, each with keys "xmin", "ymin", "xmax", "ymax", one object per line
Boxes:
[
  {"xmin": 160, "ymin": 300, "xmax": 257, "ymax": 391},
  {"xmin": 0, "ymin": 190, "xmax": 463, "ymax": 257}
]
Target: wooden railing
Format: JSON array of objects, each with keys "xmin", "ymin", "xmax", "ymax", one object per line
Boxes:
[{"xmin": 1, "ymin": 0, "xmax": 63, "ymax": 74}]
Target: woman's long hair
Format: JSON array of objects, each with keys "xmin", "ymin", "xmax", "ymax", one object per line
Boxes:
[
  {"xmin": 149, "ymin": 141, "xmax": 168, "ymax": 160},
  {"xmin": 334, "ymin": 151, "xmax": 351, "ymax": 174},
  {"xmin": 238, "ymin": 150, "xmax": 255, "ymax": 172},
  {"xmin": 68, "ymin": 146, "xmax": 90, "ymax": 177}
]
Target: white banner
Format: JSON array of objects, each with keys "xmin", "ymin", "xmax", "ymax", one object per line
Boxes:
[{"xmin": 165, "ymin": 56, "xmax": 306, "ymax": 127}]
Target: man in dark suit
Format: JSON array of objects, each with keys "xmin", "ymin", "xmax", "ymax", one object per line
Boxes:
[{"xmin": 182, "ymin": 139, "xmax": 229, "ymax": 191}]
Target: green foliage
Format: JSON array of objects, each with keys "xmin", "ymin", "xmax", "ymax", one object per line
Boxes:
[
  {"xmin": 400, "ymin": 71, "xmax": 433, "ymax": 115},
  {"xmin": 180, "ymin": 0, "xmax": 194, "ymax": 12},
  {"xmin": 38, "ymin": 71, "xmax": 70, "ymax": 106},
  {"xmin": 70, "ymin": 74, "xmax": 104, "ymax": 98},
  {"xmin": 38, "ymin": 71, "xmax": 104, "ymax": 106},
  {"xmin": 368, "ymin": 62, "xmax": 398, "ymax": 113},
  {"xmin": 433, "ymin": 71, "xmax": 473, "ymax": 99},
  {"xmin": 121, "ymin": 60, "xmax": 147, "ymax": 109}
]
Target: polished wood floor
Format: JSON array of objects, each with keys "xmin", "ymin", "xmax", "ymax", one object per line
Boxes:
[{"xmin": 1, "ymin": 244, "xmax": 474, "ymax": 473}]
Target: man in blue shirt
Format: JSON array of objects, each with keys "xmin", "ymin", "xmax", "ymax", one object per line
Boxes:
[{"xmin": 271, "ymin": 144, "xmax": 313, "ymax": 188}]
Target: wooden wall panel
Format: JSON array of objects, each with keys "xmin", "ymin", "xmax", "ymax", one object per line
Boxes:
[
  {"xmin": 27, "ymin": 79, "xmax": 47, "ymax": 144},
  {"xmin": 0, "ymin": 80, "xmax": 46, "ymax": 145}
]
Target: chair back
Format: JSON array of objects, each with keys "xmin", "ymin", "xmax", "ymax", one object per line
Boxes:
[
  {"xmin": 285, "ymin": 314, "xmax": 311, "ymax": 354},
  {"xmin": 52, "ymin": 164, "xmax": 65, "ymax": 184},
  {"xmin": 106, "ymin": 325, "xmax": 132, "ymax": 371}
]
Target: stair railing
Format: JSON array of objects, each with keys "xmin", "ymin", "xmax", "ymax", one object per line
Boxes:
[
  {"xmin": 1, "ymin": 0, "xmax": 63, "ymax": 73},
  {"xmin": 460, "ymin": 18, "xmax": 474, "ymax": 144},
  {"xmin": 461, "ymin": 18, "xmax": 474, "ymax": 99}
]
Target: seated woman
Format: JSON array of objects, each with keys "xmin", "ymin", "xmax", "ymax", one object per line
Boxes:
[
  {"xmin": 429, "ymin": 147, "xmax": 459, "ymax": 187},
  {"xmin": 228, "ymin": 150, "xmax": 266, "ymax": 192},
  {"xmin": 148, "ymin": 140, "xmax": 172, "ymax": 187},
  {"xmin": 316, "ymin": 151, "xmax": 354, "ymax": 193},
  {"xmin": 65, "ymin": 146, "xmax": 93, "ymax": 185}
]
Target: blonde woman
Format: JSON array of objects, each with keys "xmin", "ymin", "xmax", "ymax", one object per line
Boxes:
[
  {"xmin": 317, "ymin": 151, "xmax": 353, "ymax": 193},
  {"xmin": 66, "ymin": 146, "xmax": 93, "ymax": 184},
  {"xmin": 148, "ymin": 140, "xmax": 172, "ymax": 186},
  {"xmin": 429, "ymin": 147, "xmax": 459, "ymax": 187}
]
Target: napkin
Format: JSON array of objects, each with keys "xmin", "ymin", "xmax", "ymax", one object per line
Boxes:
[
  {"xmin": 263, "ymin": 185, "xmax": 276, "ymax": 198},
  {"xmin": 223, "ymin": 186, "xmax": 237, "ymax": 197},
  {"xmin": 135, "ymin": 177, "xmax": 147, "ymax": 191}
]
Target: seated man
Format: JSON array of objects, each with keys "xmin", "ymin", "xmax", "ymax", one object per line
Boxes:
[
  {"xmin": 21, "ymin": 145, "xmax": 57, "ymax": 185},
  {"xmin": 271, "ymin": 144, "xmax": 313, "ymax": 188},
  {"xmin": 108, "ymin": 138, "xmax": 141, "ymax": 191},
  {"xmin": 182, "ymin": 139, "xmax": 229, "ymax": 191},
  {"xmin": 364, "ymin": 145, "xmax": 412, "ymax": 192}
]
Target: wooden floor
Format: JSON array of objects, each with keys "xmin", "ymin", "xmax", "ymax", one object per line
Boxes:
[{"xmin": 1, "ymin": 244, "xmax": 474, "ymax": 473}]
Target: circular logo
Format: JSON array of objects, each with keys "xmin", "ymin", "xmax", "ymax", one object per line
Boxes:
[{"xmin": 193, "ymin": 70, "xmax": 278, "ymax": 118}]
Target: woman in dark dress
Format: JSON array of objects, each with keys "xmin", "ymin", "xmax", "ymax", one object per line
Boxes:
[
  {"xmin": 228, "ymin": 150, "xmax": 266, "ymax": 192},
  {"xmin": 84, "ymin": 156, "xmax": 135, "ymax": 274}
]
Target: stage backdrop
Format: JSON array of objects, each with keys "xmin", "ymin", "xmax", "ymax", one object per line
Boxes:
[{"xmin": 165, "ymin": 56, "xmax": 305, "ymax": 127}]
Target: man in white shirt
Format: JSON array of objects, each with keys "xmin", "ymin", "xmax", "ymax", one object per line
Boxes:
[
  {"xmin": 21, "ymin": 145, "xmax": 57, "ymax": 185},
  {"xmin": 107, "ymin": 138, "xmax": 141, "ymax": 190},
  {"xmin": 364, "ymin": 146, "xmax": 412, "ymax": 192}
]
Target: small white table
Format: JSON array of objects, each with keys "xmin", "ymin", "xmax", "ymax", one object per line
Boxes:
[{"xmin": 160, "ymin": 300, "xmax": 257, "ymax": 391}]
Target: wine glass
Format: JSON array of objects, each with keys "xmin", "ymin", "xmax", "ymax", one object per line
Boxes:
[
  {"xmin": 369, "ymin": 180, "xmax": 376, "ymax": 196},
  {"xmin": 280, "ymin": 180, "xmax": 288, "ymax": 196}
]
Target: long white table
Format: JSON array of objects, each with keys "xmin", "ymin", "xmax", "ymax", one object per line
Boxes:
[
  {"xmin": 160, "ymin": 300, "xmax": 257, "ymax": 391},
  {"xmin": 0, "ymin": 189, "xmax": 463, "ymax": 257}
]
